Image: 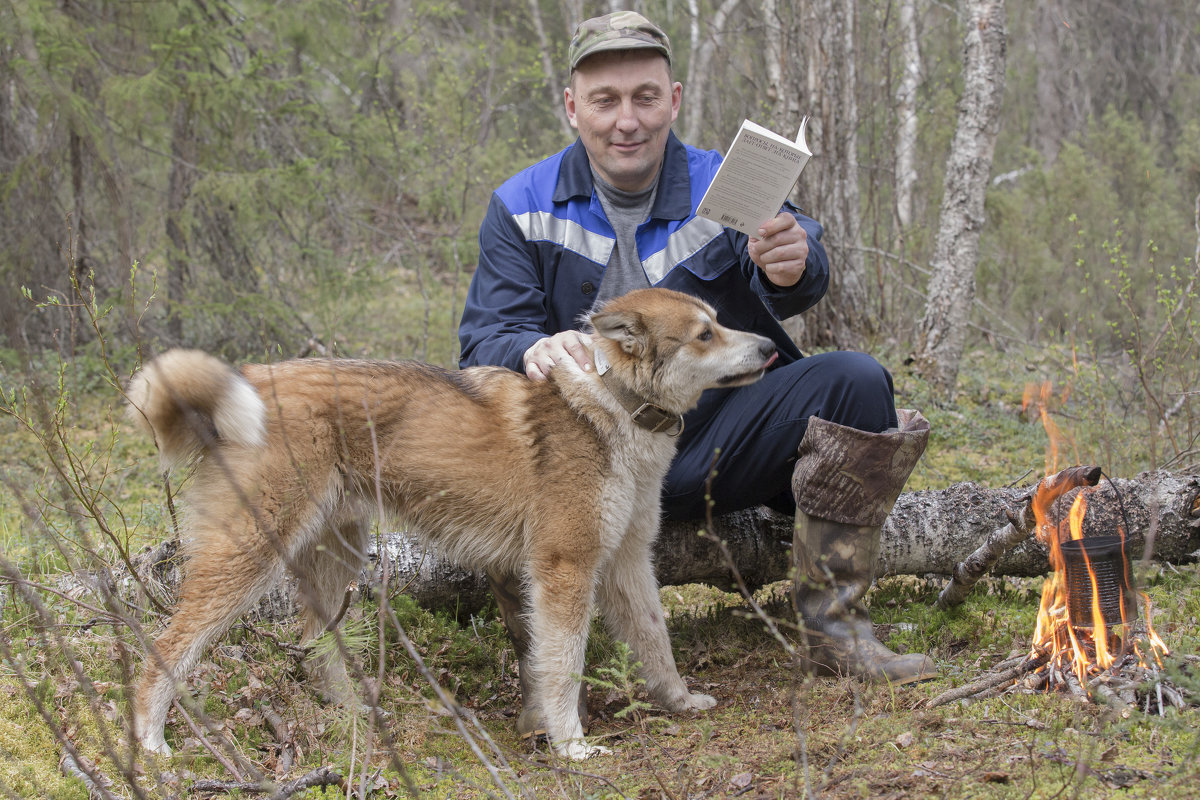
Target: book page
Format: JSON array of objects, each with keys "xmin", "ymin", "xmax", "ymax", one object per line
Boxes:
[{"xmin": 698, "ymin": 119, "xmax": 811, "ymax": 237}]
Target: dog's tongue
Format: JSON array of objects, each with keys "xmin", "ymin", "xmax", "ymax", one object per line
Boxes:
[{"xmin": 763, "ymin": 351, "xmax": 779, "ymax": 370}]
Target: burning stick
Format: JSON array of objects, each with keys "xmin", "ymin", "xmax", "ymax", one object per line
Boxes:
[{"xmin": 936, "ymin": 466, "xmax": 1102, "ymax": 609}]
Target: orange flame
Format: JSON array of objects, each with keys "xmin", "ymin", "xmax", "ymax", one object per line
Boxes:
[
  {"xmin": 1024, "ymin": 384, "xmax": 1169, "ymax": 689},
  {"xmin": 1028, "ymin": 475, "xmax": 1169, "ymax": 686},
  {"xmin": 1023, "ymin": 381, "xmax": 1077, "ymax": 475}
]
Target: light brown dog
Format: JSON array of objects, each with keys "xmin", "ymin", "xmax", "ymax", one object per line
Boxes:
[{"xmin": 126, "ymin": 288, "xmax": 777, "ymax": 759}]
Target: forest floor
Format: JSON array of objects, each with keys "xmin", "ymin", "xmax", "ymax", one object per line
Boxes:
[
  {"xmin": 2, "ymin": 563, "xmax": 1198, "ymax": 799},
  {"xmin": 2, "ymin": 348, "xmax": 1198, "ymax": 798}
]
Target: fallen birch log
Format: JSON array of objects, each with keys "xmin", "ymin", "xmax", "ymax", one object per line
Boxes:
[
  {"xmin": 934, "ymin": 465, "xmax": 1103, "ymax": 609},
  {"xmin": 120, "ymin": 470, "xmax": 1200, "ymax": 617}
]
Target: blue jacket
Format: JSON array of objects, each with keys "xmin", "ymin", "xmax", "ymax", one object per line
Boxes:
[{"xmin": 458, "ymin": 130, "xmax": 829, "ymax": 372}]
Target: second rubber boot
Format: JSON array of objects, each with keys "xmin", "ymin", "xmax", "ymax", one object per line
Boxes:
[
  {"xmin": 791, "ymin": 409, "xmax": 937, "ymax": 684},
  {"xmin": 487, "ymin": 571, "xmax": 589, "ymax": 737}
]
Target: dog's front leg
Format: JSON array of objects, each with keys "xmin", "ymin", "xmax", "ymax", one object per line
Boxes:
[
  {"xmin": 597, "ymin": 530, "xmax": 716, "ymax": 714},
  {"xmin": 525, "ymin": 560, "xmax": 608, "ymax": 760}
]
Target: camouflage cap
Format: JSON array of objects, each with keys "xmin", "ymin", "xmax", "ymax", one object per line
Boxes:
[{"xmin": 568, "ymin": 11, "xmax": 672, "ymax": 71}]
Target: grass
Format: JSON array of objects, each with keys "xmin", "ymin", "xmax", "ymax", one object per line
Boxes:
[
  {"xmin": 1, "ymin": 289, "xmax": 1198, "ymax": 798},
  {"xmin": 8, "ymin": 543, "xmax": 1195, "ymax": 797},
  {"xmin": 2, "ymin": 554, "xmax": 1198, "ymax": 798}
]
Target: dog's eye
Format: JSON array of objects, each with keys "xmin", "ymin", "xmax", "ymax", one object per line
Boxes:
[{"xmin": 697, "ymin": 327, "xmax": 713, "ymax": 342}]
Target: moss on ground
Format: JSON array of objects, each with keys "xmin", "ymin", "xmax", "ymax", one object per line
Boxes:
[{"xmin": 2, "ymin": 320, "xmax": 1198, "ymax": 798}]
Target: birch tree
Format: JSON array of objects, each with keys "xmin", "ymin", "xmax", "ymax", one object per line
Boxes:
[
  {"xmin": 799, "ymin": 0, "xmax": 871, "ymax": 348},
  {"xmin": 760, "ymin": 0, "xmax": 871, "ymax": 348},
  {"xmin": 895, "ymin": 0, "xmax": 921, "ymax": 230},
  {"xmin": 681, "ymin": 0, "xmax": 742, "ymax": 144},
  {"xmin": 913, "ymin": 0, "xmax": 1007, "ymax": 395},
  {"xmin": 527, "ymin": 0, "xmax": 573, "ymax": 138}
]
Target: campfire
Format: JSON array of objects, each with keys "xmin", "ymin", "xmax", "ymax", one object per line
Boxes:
[
  {"xmin": 1024, "ymin": 468, "xmax": 1171, "ymax": 703},
  {"xmin": 926, "ymin": 383, "xmax": 1191, "ymax": 713},
  {"xmin": 927, "ymin": 465, "xmax": 1189, "ymax": 713}
]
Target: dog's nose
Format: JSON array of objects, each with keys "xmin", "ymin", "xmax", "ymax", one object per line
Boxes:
[{"xmin": 758, "ymin": 338, "xmax": 777, "ymax": 359}]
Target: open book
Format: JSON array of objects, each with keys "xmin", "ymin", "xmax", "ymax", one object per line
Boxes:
[{"xmin": 697, "ymin": 117, "xmax": 811, "ymax": 237}]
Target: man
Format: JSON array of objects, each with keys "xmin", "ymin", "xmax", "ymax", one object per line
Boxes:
[{"xmin": 459, "ymin": 11, "xmax": 935, "ymax": 733}]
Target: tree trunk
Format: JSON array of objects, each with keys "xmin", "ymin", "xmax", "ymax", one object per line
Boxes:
[
  {"xmin": 761, "ymin": 0, "xmax": 782, "ymax": 114},
  {"xmin": 560, "ymin": 0, "xmax": 584, "ymax": 38},
  {"xmin": 681, "ymin": 0, "xmax": 742, "ymax": 145},
  {"xmin": 778, "ymin": 0, "xmax": 870, "ymax": 350},
  {"xmin": 526, "ymin": 0, "xmax": 573, "ymax": 140},
  {"xmin": 894, "ymin": 0, "xmax": 921, "ymax": 230},
  {"xmin": 912, "ymin": 0, "xmax": 1006, "ymax": 396},
  {"xmin": 118, "ymin": 471, "xmax": 1200, "ymax": 619},
  {"xmin": 165, "ymin": 95, "xmax": 193, "ymax": 344}
]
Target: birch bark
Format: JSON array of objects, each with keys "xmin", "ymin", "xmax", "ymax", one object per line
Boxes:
[
  {"xmin": 913, "ymin": 0, "xmax": 1007, "ymax": 395},
  {"xmin": 122, "ymin": 473, "xmax": 1200, "ymax": 616},
  {"xmin": 895, "ymin": 0, "xmax": 921, "ymax": 230},
  {"xmin": 681, "ymin": 0, "xmax": 742, "ymax": 144}
]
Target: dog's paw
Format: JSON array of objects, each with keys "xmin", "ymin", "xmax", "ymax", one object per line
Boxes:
[
  {"xmin": 558, "ymin": 739, "xmax": 612, "ymax": 760},
  {"xmin": 139, "ymin": 735, "xmax": 173, "ymax": 757},
  {"xmin": 678, "ymin": 691, "xmax": 717, "ymax": 711}
]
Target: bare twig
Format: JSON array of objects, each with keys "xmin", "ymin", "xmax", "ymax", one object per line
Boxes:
[
  {"xmin": 935, "ymin": 514, "xmax": 1031, "ymax": 609},
  {"xmin": 323, "ymin": 586, "xmax": 353, "ymax": 634},
  {"xmin": 261, "ymin": 708, "xmax": 294, "ymax": 774},
  {"xmin": 188, "ymin": 765, "xmax": 344, "ymax": 798},
  {"xmin": 923, "ymin": 653, "xmax": 1048, "ymax": 708},
  {"xmin": 936, "ymin": 466, "xmax": 1103, "ymax": 609},
  {"xmin": 0, "ymin": 559, "xmax": 140, "ymax": 800},
  {"xmin": 380, "ymin": 600, "xmax": 524, "ymax": 800},
  {"xmin": 233, "ymin": 620, "xmax": 310, "ymax": 660},
  {"xmin": 171, "ymin": 700, "xmax": 250, "ymax": 783}
]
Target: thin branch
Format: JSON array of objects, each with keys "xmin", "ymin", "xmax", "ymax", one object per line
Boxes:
[
  {"xmin": 923, "ymin": 653, "xmax": 1048, "ymax": 708},
  {"xmin": 935, "ymin": 514, "xmax": 1032, "ymax": 609},
  {"xmin": 187, "ymin": 765, "xmax": 345, "ymax": 799},
  {"xmin": 172, "ymin": 700, "xmax": 248, "ymax": 783}
]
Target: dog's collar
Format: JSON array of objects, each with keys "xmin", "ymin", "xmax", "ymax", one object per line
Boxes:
[{"xmin": 593, "ymin": 349, "xmax": 684, "ymax": 437}]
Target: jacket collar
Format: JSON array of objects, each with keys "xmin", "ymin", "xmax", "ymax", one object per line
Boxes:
[{"xmin": 554, "ymin": 131, "xmax": 693, "ymax": 222}]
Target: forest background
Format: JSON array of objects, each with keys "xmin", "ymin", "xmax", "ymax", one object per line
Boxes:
[
  {"xmin": 2, "ymin": 0, "xmax": 1200, "ymax": 798},
  {"xmin": 3, "ymin": 0, "xmax": 1198, "ymax": 444}
]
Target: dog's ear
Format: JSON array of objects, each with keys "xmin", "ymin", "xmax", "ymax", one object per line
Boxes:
[{"xmin": 591, "ymin": 309, "xmax": 648, "ymax": 356}]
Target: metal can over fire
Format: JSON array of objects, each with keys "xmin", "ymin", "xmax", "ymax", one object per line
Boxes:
[{"xmin": 1060, "ymin": 535, "xmax": 1138, "ymax": 628}]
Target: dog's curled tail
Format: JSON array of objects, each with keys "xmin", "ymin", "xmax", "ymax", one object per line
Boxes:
[{"xmin": 126, "ymin": 349, "xmax": 266, "ymax": 471}]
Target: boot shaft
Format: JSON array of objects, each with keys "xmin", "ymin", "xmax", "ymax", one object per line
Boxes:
[
  {"xmin": 789, "ymin": 408, "xmax": 938, "ymax": 684},
  {"xmin": 792, "ymin": 512, "xmax": 878, "ymax": 620},
  {"xmin": 792, "ymin": 408, "xmax": 930, "ymax": 527}
]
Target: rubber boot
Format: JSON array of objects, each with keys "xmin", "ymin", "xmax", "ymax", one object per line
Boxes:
[
  {"xmin": 487, "ymin": 571, "xmax": 588, "ymax": 737},
  {"xmin": 791, "ymin": 409, "xmax": 937, "ymax": 684}
]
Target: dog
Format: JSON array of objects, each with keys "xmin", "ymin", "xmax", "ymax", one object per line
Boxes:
[{"xmin": 126, "ymin": 288, "xmax": 777, "ymax": 759}]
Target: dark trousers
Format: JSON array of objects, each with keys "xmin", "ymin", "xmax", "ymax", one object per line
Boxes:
[{"xmin": 661, "ymin": 351, "xmax": 898, "ymax": 520}]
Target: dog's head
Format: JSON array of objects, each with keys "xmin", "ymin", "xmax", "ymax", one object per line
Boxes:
[{"xmin": 589, "ymin": 288, "xmax": 777, "ymax": 415}]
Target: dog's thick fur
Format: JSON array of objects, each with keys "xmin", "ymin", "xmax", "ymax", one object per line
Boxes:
[{"xmin": 127, "ymin": 288, "xmax": 776, "ymax": 759}]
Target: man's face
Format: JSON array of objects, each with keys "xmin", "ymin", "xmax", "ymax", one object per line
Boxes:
[{"xmin": 565, "ymin": 49, "xmax": 682, "ymax": 193}]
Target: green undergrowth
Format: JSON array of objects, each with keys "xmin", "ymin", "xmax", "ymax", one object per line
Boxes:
[
  {"xmin": 2, "ymin": 303, "xmax": 1199, "ymax": 797},
  {"xmin": 2, "ymin": 548, "xmax": 1198, "ymax": 797}
]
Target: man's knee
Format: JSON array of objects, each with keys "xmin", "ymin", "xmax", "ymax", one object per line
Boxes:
[{"xmin": 785, "ymin": 351, "xmax": 896, "ymax": 432}]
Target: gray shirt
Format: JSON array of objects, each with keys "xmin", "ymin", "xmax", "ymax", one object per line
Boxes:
[{"xmin": 591, "ymin": 168, "xmax": 657, "ymax": 307}]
